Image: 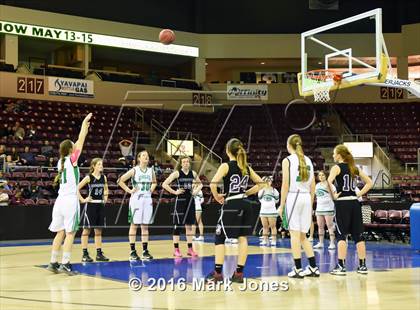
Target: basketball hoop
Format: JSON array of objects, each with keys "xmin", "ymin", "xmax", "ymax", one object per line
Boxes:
[{"xmin": 304, "ymin": 70, "xmax": 342, "ymax": 103}]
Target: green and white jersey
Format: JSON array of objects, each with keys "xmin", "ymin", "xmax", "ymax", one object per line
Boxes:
[
  {"xmin": 258, "ymin": 188, "xmax": 280, "ymax": 204},
  {"xmin": 132, "ymin": 166, "xmax": 153, "ymax": 195},
  {"xmin": 57, "ymin": 156, "xmax": 80, "ymax": 196},
  {"xmin": 315, "ymin": 182, "xmax": 335, "ymax": 212},
  {"xmin": 287, "ymin": 154, "xmax": 314, "ymax": 193}
]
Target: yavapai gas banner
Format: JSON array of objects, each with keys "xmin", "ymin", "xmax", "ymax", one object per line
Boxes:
[
  {"xmin": 227, "ymin": 84, "xmax": 268, "ymax": 100},
  {"xmin": 48, "ymin": 77, "xmax": 94, "ymax": 98}
]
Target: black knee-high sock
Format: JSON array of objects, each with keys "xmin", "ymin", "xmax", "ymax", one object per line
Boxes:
[
  {"xmin": 174, "ymin": 243, "xmax": 179, "ymax": 249},
  {"xmin": 308, "ymin": 256, "xmax": 317, "ymax": 268},
  {"xmin": 236, "ymin": 265, "xmax": 244, "ymax": 273},
  {"xmin": 294, "ymin": 258, "xmax": 302, "ymax": 269},
  {"xmin": 142, "ymin": 242, "xmax": 148, "ymax": 251},
  {"xmin": 130, "ymin": 243, "xmax": 136, "ymax": 251},
  {"xmin": 215, "ymin": 264, "xmax": 223, "ymax": 274}
]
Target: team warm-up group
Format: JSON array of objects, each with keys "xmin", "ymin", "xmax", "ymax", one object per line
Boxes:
[{"xmin": 46, "ymin": 113, "xmax": 373, "ymax": 282}]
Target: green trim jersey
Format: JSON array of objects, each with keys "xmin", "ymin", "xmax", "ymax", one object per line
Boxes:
[
  {"xmin": 315, "ymin": 182, "xmax": 336, "ymax": 212},
  {"xmin": 132, "ymin": 166, "xmax": 153, "ymax": 196},
  {"xmin": 58, "ymin": 156, "xmax": 80, "ymax": 196},
  {"xmin": 258, "ymin": 187, "xmax": 280, "ymax": 217},
  {"xmin": 287, "ymin": 154, "xmax": 314, "ymax": 193}
]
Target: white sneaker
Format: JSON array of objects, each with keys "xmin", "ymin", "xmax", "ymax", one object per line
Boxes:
[
  {"xmin": 259, "ymin": 240, "xmax": 267, "ymax": 246},
  {"xmin": 313, "ymin": 242, "xmax": 324, "ymax": 249},
  {"xmin": 270, "ymin": 240, "xmax": 276, "ymax": 247},
  {"xmin": 230, "ymin": 238, "xmax": 238, "ymax": 244},
  {"xmin": 196, "ymin": 236, "xmax": 204, "ymax": 242},
  {"xmin": 328, "ymin": 243, "xmax": 336, "ymax": 250},
  {"xmin": 288, "ymin": 267, "xmax": 304, "ymax": 278},
  {"xmin": 308, "ymin": 237, "xmax": 313, "ymax": 242},
  {"xmin": 192, "ymin": 236, "xmax": 198, "ymax": 241},
  {"xmin": 302, "ymin": 265, "xmax": 320, "ymax": 277}
]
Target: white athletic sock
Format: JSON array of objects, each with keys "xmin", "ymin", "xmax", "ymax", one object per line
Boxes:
[
  {"xmin": 62, "ymin": 252, "xmax": 71, "ymax": 264},
  {"xmin": 51, "ymin": 250, "xmax": 60, "ymax": 263}
]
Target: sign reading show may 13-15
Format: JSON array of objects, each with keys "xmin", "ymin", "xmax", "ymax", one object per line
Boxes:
[
  {"xmin": 48, "ymin": 77, "xmax": 94, "ymax": 98},
  {"xmin": 0, "ymin": 20, "xmax": 198, "ymax": 57}
]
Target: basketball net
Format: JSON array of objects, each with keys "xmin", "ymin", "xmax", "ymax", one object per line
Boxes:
[{"xmin": 305, "ymin": 70, "xmax": 342, "ymax": 103}]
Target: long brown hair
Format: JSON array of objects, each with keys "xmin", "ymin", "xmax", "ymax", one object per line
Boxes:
[
  {"xmin": 227, "ymin": 138, "xmax": 248, "ymax": 175},
  {"xmin": 287, "ymin": 134, "xmax": 309, "ymax": 182},
  {"xmin": 176, "ymin": 155, "xmax": 191, "ymax": 171},
  {"xmin": 89, "ymin": 158, "xmax": 102, "ymax": 174},
  {"xmin": 53, "ymin": 139, "xmax": 73, "ymax": 186},
  {"xmin": 335, "ymin": 144, "xmax": 359, "ymax": 178}
]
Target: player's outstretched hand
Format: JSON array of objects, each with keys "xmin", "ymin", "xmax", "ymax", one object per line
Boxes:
[{"xmin": 83, "ymin": 113, "xmax": 93, "ymax": 128}]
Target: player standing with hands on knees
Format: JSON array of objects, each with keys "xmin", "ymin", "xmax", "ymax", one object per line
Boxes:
[{"xmin": 47, "ymin": 113, "xmax": 92, "ymax": 274}]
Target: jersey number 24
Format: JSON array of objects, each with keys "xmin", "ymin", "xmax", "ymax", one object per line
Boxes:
[{"xmin": 229, "ymin": 175, "xmax": 249, "ymax": 193}]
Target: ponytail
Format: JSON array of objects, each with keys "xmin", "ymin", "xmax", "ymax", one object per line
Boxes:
[
  {"xmin": 53, "ymin": 156, "xmax": 65, "ymax": 187},
  {"xmin": 287, "ymin": 134, "xmax": 309, "ymax": 182},
  {"xmin": 236, "ymin": 145, "xmax": 249, "ymax": 176},
  {"xmin": 335, "ymin": 144, "xmax": 359, "ymax": 178},
  {"xmin": 296, "ymin": 143, "xmax": 309, "ymax": 182},
  {"xmin": 53, "ymin": 139, "xmax": 73, "ymax": 187}
]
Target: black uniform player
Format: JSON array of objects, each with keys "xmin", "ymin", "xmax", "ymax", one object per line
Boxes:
[
  {"xmin": 79, "ymin": 158, "xmax": 109, "ymax": 262},
  {"xmin": 328, "ymin": 145, "xmax": 372, "ymax": 275},
  {"xmin": 162, "ymin": 156, "xmax": 203, "ymax": 258},
  {"xmin": 207, "ymin": 138, "xmax": 263, "ymax": 283}
]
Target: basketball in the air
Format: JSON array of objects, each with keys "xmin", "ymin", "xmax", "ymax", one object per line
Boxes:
[{"xmin": 159, "ymin": 29, "xmax": 175, "ymax": 45}]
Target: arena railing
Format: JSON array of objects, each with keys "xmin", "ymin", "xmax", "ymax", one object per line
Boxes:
[
  {"xmin": 373, "ymin": 139, "xmax": 391, "ymax": 173},
  {"xmin": 404, "ymin": 163, "xmax": 419, "ymax": 175}
]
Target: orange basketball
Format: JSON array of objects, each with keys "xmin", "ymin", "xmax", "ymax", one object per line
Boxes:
[{"xmin": 159, "ymin": 29, "xmax": 175, "ymax": 45}]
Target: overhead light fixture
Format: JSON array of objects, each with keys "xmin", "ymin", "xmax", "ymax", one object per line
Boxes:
[
  {"xmin": 205, "ymin": 62, "xmax": 208, "ymax": 66},
  {"xmin": 318, "ymin": 61, "xmax": 323, "ymax": 65},
  {"xmin": 260, "ymin": 62, "xmax": 265, "ymax": 65}
]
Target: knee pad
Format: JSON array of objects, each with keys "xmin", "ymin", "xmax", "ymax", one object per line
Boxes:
[
  {"xmin": 353, "ymin": 233, "xmax": 365, "ymax": 244},
  {"xmin": 173, "ymin": 225, "xmax": 182, "ymax": 236}
]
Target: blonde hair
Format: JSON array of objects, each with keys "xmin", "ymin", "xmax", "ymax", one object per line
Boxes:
[
  {"xmin": 287, "ymin": 134, "xmax": 309, "ymax": 182},
  {"xmin": 53, "ymin": 139, "xmax": 73, "ymax": 187},
  {"xmin": 227, "ymin": 138, "xmax": 248, "ymax": 176},
  {"xmin": 89, "ymin": 158, "xmax": 103, "ymax": 174},
  {"xmin": 335, "ymin": 144, "xmax": 359, "ymax": 178}
]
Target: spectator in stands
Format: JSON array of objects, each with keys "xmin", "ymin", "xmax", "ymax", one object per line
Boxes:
[
  {"xmin": 153, "ymin": 160, "xmax": 163, "ymax": 176},
  {"xmin": 20, "ymin": 146, "xmax": 36, "ymax": 166},
  {"xmin": 0, "ymin": 172, "xmax": 9, "ymax": 204},
  {"xmin": 12, "ymin": 121, "xmax": 25, "ymax": 140},
  {"xmin": 27, "ymin": 124, "xmax": 37, "ymax": 140},
  {"xmin": 0, "ymin": 124, "xmax": 12, "ymax": 138},
  {"xmin": 0, "ymin": 145, "xmax": 6, "ymax": 164},
  {"xmin": 6, "ymin": 147, "xmax": 20, "ymax": 169},
  {"xmin": 41, "ymin": 140, "xmax": 54, "ymax": 158},
  {"xmin": 47, "ymin": 157, "xmax": 56, "ymax": 168},
  {"xmin": 119, "ymin": 139, "xmax": 133, "ymax": 161}
]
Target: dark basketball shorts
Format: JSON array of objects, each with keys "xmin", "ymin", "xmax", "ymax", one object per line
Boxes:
[
  {"xmin": 172, "ymin": 196, "xmax": 196, "ymax": 226},
  {"xmin": 81, "ymin": 202, "xmax": 105, "ymax": 228},
  {"xmin": 215, "ymin": 195, "xmax": 254, "ymax": 242},
  {"xmin": 334, "ymin": 199, "xmax": 364, "ymax": 241}
]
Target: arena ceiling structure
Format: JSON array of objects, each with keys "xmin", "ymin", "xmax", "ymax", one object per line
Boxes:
[{"xmin": 1, "ymin": 0, "xmax": 419, "ymax": 34}]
